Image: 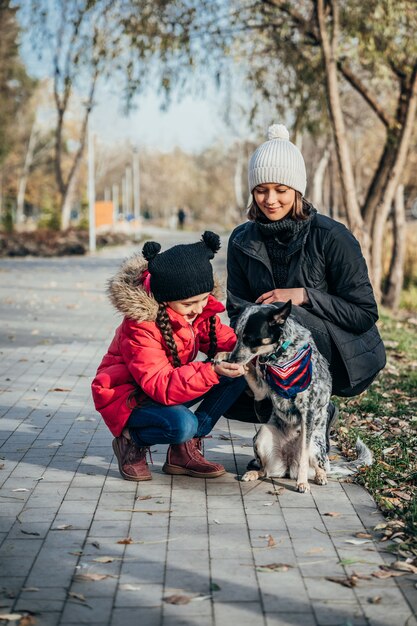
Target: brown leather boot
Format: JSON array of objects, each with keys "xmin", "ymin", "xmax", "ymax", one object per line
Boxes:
[
  {"xmin": 112, "ymin": 435, "xmax": 152, "ymax": 481},
  {"xmin": 163, "ymin": 438, "xmax": 226, "ymax": 478}
]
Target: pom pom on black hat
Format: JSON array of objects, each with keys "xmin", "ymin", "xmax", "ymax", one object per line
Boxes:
[
  {"xmin": 201, "ymin": 231, "xmax": 221, "ymax": 256},
  {"xmin": 142, "ymin": 241, "xmax": 161, "ymax": 261}
]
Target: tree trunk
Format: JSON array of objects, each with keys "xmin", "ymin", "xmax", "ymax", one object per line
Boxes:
[
  {"xmin": 60, "ymin": 166, "xmax": 79, "ymax": 230},
  {"xmin": 370, "ymin": 66, "xmax": 417, "ymax": 301},
  {"xmin": 327, "ymin": 149, "xmax": 339, "ymax": 220},
  {"xmin": 312, "ymin": 148, "xmax": 330, "ymax": 213},
  {"xmin": 234, "ymin": 148, "xmax": 245, "ymax": 212},
  {"xmin": 382, "ymin": 185, "xmax": 405, "ymax": 312},
  {"xmin": 316, "ymin": 0, "xmax": 367, "ymax": 252},
  {"xmin": 16, "ymin": 122, "xmax": 37, "ymax": 225}
]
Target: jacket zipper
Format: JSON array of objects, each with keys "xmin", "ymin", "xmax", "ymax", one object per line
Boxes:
[{"xmin": 189, "ymin": 323, "xmax": 199, "ymax": 361}]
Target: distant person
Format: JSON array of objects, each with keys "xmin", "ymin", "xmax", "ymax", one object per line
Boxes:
[
  {"xmin": 177, "ymin": 207, "xmax": 186, "ymax": 230},
  {"xmin": 225, "ymin": 123, "xmax": 386, "ymax": 442},
  {"xmin": 91, "ymin": 232, "xmax": 246, "ymax": 481}
]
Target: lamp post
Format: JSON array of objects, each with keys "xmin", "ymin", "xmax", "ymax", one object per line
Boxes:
[
  {"xmin": 88, "ymin": 117, "xmax": 96, "ymax": 253},
  {"xmin": 133, "ymin": 148, "xmax": 140, "ymax": 220}
]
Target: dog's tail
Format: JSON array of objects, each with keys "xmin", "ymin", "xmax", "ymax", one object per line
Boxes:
[{"xmin": 328, "ymin": 437, "xmax": 373, "ymax": 477}]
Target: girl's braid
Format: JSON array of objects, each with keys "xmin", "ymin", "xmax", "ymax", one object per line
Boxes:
[
  {"xmin": 206, "ymin": 315, "xmax": 218, "ymax": 360},
  {"xmin": 156, "ymin": 303, "xmax": 181, "ymax": 368}
]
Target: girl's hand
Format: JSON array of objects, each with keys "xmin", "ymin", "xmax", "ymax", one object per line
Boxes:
[
  {"xmin": 213, "ymin": 361, "xmax": 246, "ymax": 378},
  {"xmin": 256, "ymin": 288, "xmax": 309, "ymax": 306}
]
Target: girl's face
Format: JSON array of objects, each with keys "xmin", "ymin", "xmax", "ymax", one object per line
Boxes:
[
  {"xmin": 167, "ymin": 292, "xmax": 211, "ymax": 323},
  {"xmin": 253, "ymin": 183, "xmax": 295, "ymax": 221}
]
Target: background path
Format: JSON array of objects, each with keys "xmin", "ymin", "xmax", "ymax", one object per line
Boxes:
[{"xmin": 0, "ymin": 233, "xmax": 416, "ymax": 626}]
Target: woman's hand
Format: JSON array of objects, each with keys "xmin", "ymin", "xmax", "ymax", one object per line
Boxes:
[
  {"xmin": 213, "ymin": 361, "xmax": 246, "ymax": 378},
  {"xmin": 256, "ymin": 288, "xmax": 309, "ymax": 306}
]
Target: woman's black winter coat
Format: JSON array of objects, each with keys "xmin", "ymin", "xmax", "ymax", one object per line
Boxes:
[{"xmin": 226, "ymin": 210, "xmax": 386, "ymax": 396}]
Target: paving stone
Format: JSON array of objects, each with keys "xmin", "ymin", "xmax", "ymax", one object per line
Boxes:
[
  {"xmin": 60, "ymin": 595, "xmax": 114, "ymax": 623},
  {"xmin": 312, "ymin": 600, "xmax": 367, "ymax": 625},
  {"xmin": 111, "ymin": 607, "xmax": 161, "ymax": 626},
  {"xmin": 213, "ymin": 602, "xmax": 264, "ymax": 624},
  {"xmin": 266, "ymin": 612, "xmax": 317, "ymax": 626}
]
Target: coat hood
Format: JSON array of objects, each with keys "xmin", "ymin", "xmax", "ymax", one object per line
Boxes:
[{"xmin": 107, "ymin": 252, "xmax": 224, "ymax": 323}]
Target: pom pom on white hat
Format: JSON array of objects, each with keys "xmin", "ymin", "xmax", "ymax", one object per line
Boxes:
[{"xmin": 248, "ymin": 123, "xmax": 307, "ymax": 195}]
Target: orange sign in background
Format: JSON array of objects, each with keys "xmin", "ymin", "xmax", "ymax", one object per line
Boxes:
[{"xmin": 95, "ymin": 201, "xmax": 114, "ymax": 228}]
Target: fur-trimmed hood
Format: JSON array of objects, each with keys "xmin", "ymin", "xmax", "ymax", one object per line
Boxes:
[{"xmin": 107, "ymin": 253, "xmax": 224, "ymax": 323}]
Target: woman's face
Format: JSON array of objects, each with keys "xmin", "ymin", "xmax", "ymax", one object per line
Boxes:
[
  {"xmin": 253, "ymin": 183, "xmax": 296, "ymax": 221},
  {"xmin": 167, "ymin": 292, "xmax": 210, "ymax": 323}
]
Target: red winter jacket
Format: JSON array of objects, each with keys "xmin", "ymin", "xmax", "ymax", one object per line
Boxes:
[{"xmin": 91, "ymin": 253, "xmax": 237, "ymax": 436}]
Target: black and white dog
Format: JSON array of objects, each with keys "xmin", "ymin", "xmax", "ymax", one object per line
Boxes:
[{"xmin": 225, "ymin": 300, "xmax": 372, "ymax": 492}]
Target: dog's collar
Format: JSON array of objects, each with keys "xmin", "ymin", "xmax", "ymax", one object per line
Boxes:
[{"xmin": 259, "ymin": 340, "xmax": 294, "ymax": 365}]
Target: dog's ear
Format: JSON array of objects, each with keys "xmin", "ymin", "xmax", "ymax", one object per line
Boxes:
[
  {"xmin": 227, "ymin": 290, "xmax": 252, "ymax": 313},
  {"xmin": 269, "ymin": 300, "xmax": 292, "ymax": 326}
]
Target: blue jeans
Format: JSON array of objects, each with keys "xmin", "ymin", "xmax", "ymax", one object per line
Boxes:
[{"xmin": 127, "ymin": 375, "xmax": 247, "ymax": 447}]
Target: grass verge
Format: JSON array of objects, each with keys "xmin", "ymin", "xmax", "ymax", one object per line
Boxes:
[{"xmin": 335, "ymin": 308, "xmax": 417, "ymax": 558}]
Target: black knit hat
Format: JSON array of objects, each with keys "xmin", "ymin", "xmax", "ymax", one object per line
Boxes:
[{"xmin": 142, "ymin": 231, "xmax": 221, "ymax": 302}]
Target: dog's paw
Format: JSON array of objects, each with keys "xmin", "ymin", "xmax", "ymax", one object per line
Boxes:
[
  {"xmin": 314, "ymin": 469, "xmax": 328, "ymax": 485},
  {"xmin": 213, "ymin": 351, "xmax": 231, "ymax": 365},
  {"xmin": 296, "ymin": 481, "xmax": 311, "ymax": 493},
  {"xmin": 241, "ymin": 470, "xmax": 260, "ymax": 482}
]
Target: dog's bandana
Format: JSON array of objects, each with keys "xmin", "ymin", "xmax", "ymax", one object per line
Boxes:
[{"xmin": 259, "ymin": 343, "xmax": 312, "ymax": 399}]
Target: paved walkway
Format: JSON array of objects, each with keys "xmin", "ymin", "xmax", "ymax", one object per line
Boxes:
[{"xmin": 0, "ymin": 234, "xmax": 416, "ymax": 626}]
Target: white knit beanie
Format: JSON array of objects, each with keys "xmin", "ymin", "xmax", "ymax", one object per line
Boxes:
[{"xmin": 248, "ymin": 124, "xmax": 307, "ymax": 196}]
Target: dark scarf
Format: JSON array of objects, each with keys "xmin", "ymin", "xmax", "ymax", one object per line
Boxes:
[{"xmin": 256, "ymin": 214, "xmax": 312, "ymax": 288}]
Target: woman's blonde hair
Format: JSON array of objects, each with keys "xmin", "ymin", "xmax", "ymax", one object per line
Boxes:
[{"xmin": 247, "ymin": 190, "xmax": 308, "ymax": 221}]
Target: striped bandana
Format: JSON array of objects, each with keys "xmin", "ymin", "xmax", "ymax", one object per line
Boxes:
[{"xmin": 259, "ymin": 344, "xmax": 312, "ymax": 399}]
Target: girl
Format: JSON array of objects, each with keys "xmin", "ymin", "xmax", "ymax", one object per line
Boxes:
[
  {"xmin": 92, "ymin": 231, "xmax": 246, "ymax": 481},
  {"xmin": 225, "ymin": 124, "xmax": 386, "ymax": 440}
]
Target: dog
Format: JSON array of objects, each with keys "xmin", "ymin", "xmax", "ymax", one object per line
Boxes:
[{"xmin": 224, "ymin": 300, "xmax": 372, "ymax": 492}]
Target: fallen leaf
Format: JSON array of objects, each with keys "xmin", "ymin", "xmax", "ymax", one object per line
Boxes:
[
  {"xmin": 91, "ymin": 541, "xmax": 100, "ymax": 549},
  {"xmin": 117, "ymin": 537, "xmax": 134, "ymax": 544},
  {"xmin": 372, "ymin": 568, "xmax": 408, "ymax": 579},
  {"xmin": 0, "ymin": 463, "xmax": 4, "ymax": 469},
  {"xmin": 368, "ymin": 596, "xmax": 382, "ymax": 604},
  {"xmin": 326, "ymin": 575, "xmax": 358, "ymax": 588},
  {"xmin": 210, "ymin": 582, "xmax": 221, "ymax": 591},
  {"xmin": 74, "ymin": 573, "xmax": 111, "ymax": 582},
  {"xmin": 306, "ymin": 547, "xmax": 325, "ymax": 555},
  {"xmin": 20, "ymin": 530, "xmax": 40, "ymax": 536},
  {"xmin": 323, "ymin": 512, "xmax": 341, "ymax": 517},
  {"xmin": 12, "ymin": 488, "xmax": 30, "ymax": 492},
  {"xmin": 49, "ymin": 388, "xmax": 71, "ymax": 392},
  {"xmin": 92, "ymin": 556, "xmax": 118, "ymax": 563},
  {"xmin": 47, "ymin": 442, "xmax": 63, "ymax": 448},
  {"xmin": 390, "ymin": 561, "xmax": 417, "ymax": 574},
  {"xmin": 256, "ymin": 563, "xmax": 293, "ymax": 573},
  {"xmin": 18, "ymin": 615, "xmax": 36, "ymax": 626},
  {"xmin": 119, "ymin": 584, "xmax": 142, "ymax": 591},
  {"xmin": 163, "ymin": 594, "xmax": 192, "ymax": 605},
  {"xmin": 68, "ymin": 591, "xmax": 88, "ymax": 603},
  {"xmin": 21, "ymin": 588, "xmax": 39, "ymax": 592},
  {"xmin": 0, "ymin": 614, "xmax": 23, "ymax": 622},
  {"xmin": 75, "ymin": 416, "xmax": 96, "ymax": 422},
  {"xmin": 55, "ymin": 524, "xmax": 73, "ymax": 530},
  {"xmin": 136, "ymin": 495, "xmax": 152, "ymax": 501},
  {"xmin": 263, "ymin": 502, "xmax": 274, "ymax": 506},
  {"xmin": 355, "ymin": 532, "xmax": 372, "ymax": 539},
  {"xmin": 345, "ymin": 538, "xmax": 372, "ymax": 545},
  {"xmin": 213, "ymin": 519, "xmax": 221, "ymax": 524},
  {"xmin": 191, "ymin": 595, "xmax": 212, "ymax": 602}
]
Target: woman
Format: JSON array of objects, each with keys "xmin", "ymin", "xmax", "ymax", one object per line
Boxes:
[{"xmin": 225, "ymin": 124, "xmax": 385, "ymax": 433}]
